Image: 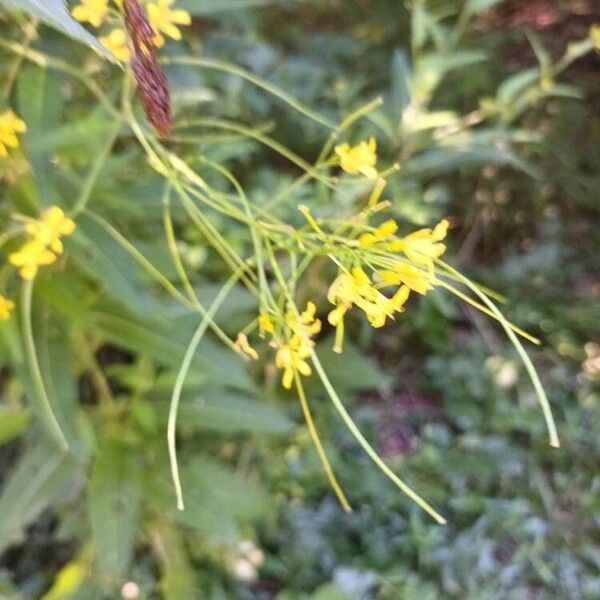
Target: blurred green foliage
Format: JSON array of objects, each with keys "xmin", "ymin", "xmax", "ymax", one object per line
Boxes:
[{"xmin": 0, "ymin": 0, "xmax": 599, "ymax": 598}]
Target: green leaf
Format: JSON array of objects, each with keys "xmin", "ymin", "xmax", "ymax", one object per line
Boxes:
[
  {"xmin": 0, "ymin": 437, "xmax": 79, "ymax": 554},
  {"xmin": 90, "ymin": 309, "xmax": 253, "ymax": 390},
  {"xmin": 177, "ymin": 0, "xmax": 274, "ymax": 15},
  {"xmin": 497, "ymin": 68, "xmax": 540, "ymax": 104},
  {"xmin": 151, "ymin": 524, "xmax": 199, "ymax": 600},
  {"xmin": 164, "ymin": 389, "xmax": 293, "ymax": 434},
  {"xmin": 35, "ymin": 311, "xmax": 86, "ymax": 451},
  {"xmin": 0, "ymin": 407, "xmax": 32, "ymax": 445},
  {"xmin": 0, "ymin": 0, "xmax": 112, "ymax": 58},
  {"xmin": 162, "ymin": 456, "xmax": 269, "ymax": 539},
  {"xmin": 68, "ymin": 215, "xmax": 163, "ymax": 318},
  {"xmin": 389, "ymin": 49, "xmax": 412, "ymax": 118},
  {"xmin": 17, "ymin": 65, "xmax": 63, "ymax": 205},
  {"xmin": 403, "ymin": 146, "xmax": 540, "ymax": 179},
  {"xmin": 88, "ymin": 440, "xmax": 143, "ymax": 581}
]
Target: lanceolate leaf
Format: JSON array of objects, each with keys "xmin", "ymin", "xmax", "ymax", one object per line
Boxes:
[
  {"xmin": 0, "ymin": 438, "xmax": 80, "ymax": 554},
  {"xmin": 0, "ymin": 0, "xmax": 112, "ymax": 58},
  {"xmin": 88, "ymin": 440, "xmax": 143, "ymax": 581}
]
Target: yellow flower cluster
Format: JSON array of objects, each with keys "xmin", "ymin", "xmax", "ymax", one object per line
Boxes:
[
  {"xmin": 0, "ymin": 110, "xmax": 27, "ymax": 157},
  {"xmin": 0, "ymin": 295, "xmax": 15, "ymax": 321},
  {"xmin": 326, "ymin": 218, "xmax": 449, "ymax": 353},
  {"xmin": 9, "ymin": 207, "xmax": 76, "ymax": 280},
  {"xmin": 275, "ymin": 302, "xmax": 321, "ymax": 389},
  {"xmin": 328, "ymin": 266, "xmax": 409, "ymax": 330},
  {"xmin": 72, "ymin": 0, "xmax": 191, "ymax": 59},
  {"xmin": 231, "ymin": 139, "xmax": 450, "ymax": 389}
]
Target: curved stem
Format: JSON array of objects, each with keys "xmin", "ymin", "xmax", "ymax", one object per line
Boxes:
[
  {"xmin": 438, "ymin": 261, "xmax": 560, "ymax": 449},
  {"xmin": 168, "ymin": 272, "xmax": 241, "ymax": 510},
  {"xmin": 309, "ymin": 349, "xmax": 446, "ymax": 524},
  {"xmin": 295, "ymin": 373, "xmax": 352, "ymax": 513},
  {"xmin": 21, "ymin": 278, "xmax": 68, "ymax": 450},
  {"xmin": 163, "ymin": 56, "xmax": 335, "ymax": 130}
]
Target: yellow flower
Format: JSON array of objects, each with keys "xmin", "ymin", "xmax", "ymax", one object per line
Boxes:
[
  {"xmin": 72, "ymin": 0, "xmax": 109, "ymax": 28},
  {"xmin": 286, "ymin": 301, "xmax": 322, "ymax": 338},
  {"xmin": 334, "ymin": 138, "xmax": 378, "ymax": 179},
  {"xmin": 273, "ymin": 301, "xmax": 321, "ymax": 389},
  {"xmin": 359, "ymin": 285, "xmax": 409, "ymax": 328},
  {"xmin": 378, "ymin": 262, "xmax": 435, "ymax": 295},
  {"xmin": 9, "ymin": 206, "xmax": 76, "ymax": 280},
  {"xmin": 358, "ymin": 219, "xmax": 398, "ymax": 248},
  {"xmin": 258, "ymin": 312, "xmax": 274, "ymax": 337},
  {"xmin": 275, "ymin": 334, "xmax": 312, "ymax": 390},
  {"xmin": 25, "ymin": 206, "xmax": 76, "ymax": 255},
  {"xmin": 100, "ymin": 28, "xmax": 130, "ymax": 61},
  {"xmin": 147, "ymin": 0, "xmax": 192, "ymax": 47},
  {"xmin": 235, "ymin": 333, "xmax": 259, "ymax": 360},
  {"xmin": 327, "ymin": 266, "xmax": 409, "ymax": 351},
  {"xmin": 387, "ymin": 219, "xmax": 449, "ymax": 269},
  {"xmin": 0, "ymin": 295, "xmax": 15, "ymax": 321},
  {"xmin": 9, "ymin": 239, "xmax": 57, "ymax": 280},
  {"xmin": 0, "ymin": 110, "xmax": 27, "ymax": 157}
]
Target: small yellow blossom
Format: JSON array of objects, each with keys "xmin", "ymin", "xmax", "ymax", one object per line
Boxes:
[
  {"xmin": 9, "ymin": 206, "xmax": 76, "ymax": 280},
  {"xmin": 235, "ymin": 333, "xmax": 259, "ymax": 360},
  {"xmin": 147, "ymin": 0, "xmax": 192, "ymax": 47},
  {"xmin": 357, "ymin": 284, "xmax": 409, "ymax": 329},
  {"xmin": 327, "ymin": 266, "xmax": 409, "ymax": 352},
  {"xmin": 273, "ymin": 301, "xmax": 321, "ymax": 389},
  {"xmin": 0, "ymin": 110, "xmax": 27, "ymax": 157},
  {"xmin": 0, "ymin": 295, "xmax": 15, "ymax": 321},
  {"xmin": 358, "ymin": 219, "xmax": 398, "ymax": 248},
  {"xmin": 72, "ymin": 0, "xmax": 109, "ymax": 28},
  {"xmin": 378, "ymin": 262, "xmax": 435, "ymax": 295},
  {"xmin": 286, "ymin": 301, "xmax": 322, "ymax": 338},
  {"xmin": 387, "ymin": 219, "xmax": 449, "ymax": 269},
  {"xmin": 258, "ymin": 312, "xmax": 274, "ymax": 337},
  {"xmin": 334, "ymin": 138, "xmax": 378, "ymax": 179},
  {"xmin": 9, "ymin": 239, "xmax": 57, "ymax": 280},
  {"xmin": 100, "ymin": 28, "xmax": 131, "ymax": 61},
  {"xmin": 25, "ymin": 206, "xmax": 76, "ymax": 255},
  {"xmin": 275, "ymin": 334, "xmax": 312, "ymax": 390}
]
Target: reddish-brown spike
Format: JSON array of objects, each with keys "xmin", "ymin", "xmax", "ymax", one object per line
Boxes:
[{"xmin": 122, "ymin": 0, "xmax": 172, "ymax": 137}]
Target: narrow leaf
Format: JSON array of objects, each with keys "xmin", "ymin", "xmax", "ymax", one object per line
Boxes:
[{"xmin": 0, "ymin": 0, "xmax": 112, "ymax": 58}]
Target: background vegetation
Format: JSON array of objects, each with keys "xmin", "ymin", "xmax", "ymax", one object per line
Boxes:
[{"xmin": 0, "ymin": 0, "xmax": 599, "ymax": 598}]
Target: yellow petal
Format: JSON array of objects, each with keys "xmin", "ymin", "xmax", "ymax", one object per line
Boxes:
[{"xmin": 282, "ymin": 368, "xmax": 294, "ymax": 390}]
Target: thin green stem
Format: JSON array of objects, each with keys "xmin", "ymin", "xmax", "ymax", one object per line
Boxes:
[
  {"xmin": 0, "ymin": 38, "xmax": 119, "ymax": 119},
  {"xmin": 163, "ymin": 56, "xmax": 335, "ymax": 130},
  {"xmin": 294, "ymin": 373, "xmax": 352, "ymax": 513},
  {"xmin": 309, "ymin": 349, "xmax": 446, "ymax": 524},
  {"xmin": 168, "ymin": 272, "xmax": 241, "ymax": 511},
  {"xmin": 72, "ymin": 118, "xmax": 123, "ymax": 216},
  {"xmin": 21, "ymin": 278, "xmax": 69, "ymax": 450},
  {"xmin": 161, "ymin": 184, "xmax": 239, "ymax": 354},
  {"xmin": 318, "ymin": 96, "xmax": 384, "ymax": 164},
  {"xmin": 438, "ymin": 260, "xmax": 560, "ymax": 449},
  {"xmin": 175, "ymin": 118, "xmax": 336, "ymax": 188},
  {"xmin": 264, "ymin": 241, "xmax": 446, "ymax": 523},
  {"xmin": 85, "ymin": 210, "xmax": 191, "ymax": 307}
]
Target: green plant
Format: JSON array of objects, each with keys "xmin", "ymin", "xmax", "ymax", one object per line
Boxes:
[{"xmin": 0, "ymin": 1, "xmax": 597, "ymax": 597}]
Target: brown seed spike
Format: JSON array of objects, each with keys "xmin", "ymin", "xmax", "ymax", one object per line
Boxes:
[{"xmin": 123, "ymin": 0, "xmax": 172, "ymax": 137}]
